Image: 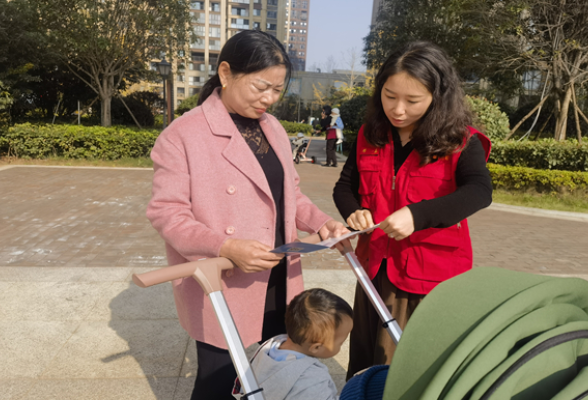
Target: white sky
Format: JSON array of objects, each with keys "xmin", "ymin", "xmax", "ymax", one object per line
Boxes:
[{"xmin": 305, "ymin": 0, "xmax": 373, "ymax": 72}]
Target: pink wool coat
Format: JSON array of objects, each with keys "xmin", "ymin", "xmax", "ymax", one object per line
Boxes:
[{"xmin": 146, "ymin": 89, "xmax": 332, "ymax": 349}]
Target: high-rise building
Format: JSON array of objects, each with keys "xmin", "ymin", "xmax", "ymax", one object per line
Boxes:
[
  {"xmin": 164, "ymin": 0, "xmax": 303, "ymax": 109},
  {"xmin": 286, "ymin": 0, "xmax": 310, "ymax": 71}
]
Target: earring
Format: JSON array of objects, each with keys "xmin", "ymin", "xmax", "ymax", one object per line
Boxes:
[{"xmin": 222, "ymin": 84, "xmax": 227, "ymax": 90}]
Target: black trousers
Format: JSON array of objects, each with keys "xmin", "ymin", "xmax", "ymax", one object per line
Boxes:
[
  {"xmin": 325, "ymin": 138, "xmax": 338, "ymax": 166},
  {"xmin": 190, "ymin": 259, "xmax": 287, "ymax": 399}
]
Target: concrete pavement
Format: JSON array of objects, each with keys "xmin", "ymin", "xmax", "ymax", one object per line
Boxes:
[{"xmin": 0, "ymin": 163, "xmax": 587, "ymax": 400}]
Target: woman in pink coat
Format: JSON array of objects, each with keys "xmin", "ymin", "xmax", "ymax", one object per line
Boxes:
[{"xmin": 146, "ymin": 30, "xmax": 347, "ymax": 399}]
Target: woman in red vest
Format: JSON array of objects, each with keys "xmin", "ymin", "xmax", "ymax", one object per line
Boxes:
[{"xmin": 333, "ymin": 41, "xmax": 493, "ymax": 379}]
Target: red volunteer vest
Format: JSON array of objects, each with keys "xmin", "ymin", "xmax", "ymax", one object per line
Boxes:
[{"xmin": 356, "ymin": 125, "xmax": 491, "ymax": 294}]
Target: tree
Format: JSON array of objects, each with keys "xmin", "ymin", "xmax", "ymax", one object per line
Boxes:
[
  {"xmin": 0, "ymin": 0, "xmax": 50, "ymax": 123},
  {"xmin": 36, "ymin": 0, "xmax": 194, "ymax": 127},
  {"xmin": 366, "ymin": 0, "xmax": 588, "ymax": 141}
]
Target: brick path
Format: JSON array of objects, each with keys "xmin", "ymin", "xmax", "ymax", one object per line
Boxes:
[{"xmin": 0, "ymin": 164, "xmax": 587, "ymax": 275}]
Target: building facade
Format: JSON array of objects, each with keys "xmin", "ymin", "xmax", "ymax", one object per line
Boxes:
[
  {"xmin": 149, "ymin": 0, "xmax": 310, "ymax": 109},
  {"xmin": 287, "ymin": 0, "xmax": 310, "ymax": 71}
]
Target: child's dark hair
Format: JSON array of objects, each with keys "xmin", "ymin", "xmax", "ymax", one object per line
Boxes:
[
  {"xmin": 198, "ymin": 30, "xmax": 292, "ymax": 105},
  {"xmin": 364, "ymin": 41, "xmax": 472, "ymax": 165},
  {"xmin": 285, "ymin": 288, "xmax": 353, "ymax": 345}
]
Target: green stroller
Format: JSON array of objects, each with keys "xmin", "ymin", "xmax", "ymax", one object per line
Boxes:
[{"xmin": 341, "ymin": 267, "xmax": 588, "ymax": 400}]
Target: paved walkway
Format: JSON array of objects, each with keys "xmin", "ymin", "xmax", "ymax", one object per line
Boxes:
[{"xmin": 0, "ymin": 164, "xmax": 587, "ymax": 400}]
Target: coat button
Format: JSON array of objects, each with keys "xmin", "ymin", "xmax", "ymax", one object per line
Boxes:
[
  {"xmin": 225, "ymin": 226, "xmax": 235, "ymax": 235},
  {"xmin": 227, "ymin": 185, "xmax": 236, "ymax": 195}
]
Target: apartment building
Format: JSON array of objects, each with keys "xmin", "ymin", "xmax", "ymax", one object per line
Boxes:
[
  {"xmin": 287, "ymin": 0, "xmax": 310, "ymax": 72},
  {"xmin": 169, "ymin": 0, "xmax": 307, "ymax": 108}
]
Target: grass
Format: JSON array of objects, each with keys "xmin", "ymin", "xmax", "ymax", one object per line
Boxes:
[
  {"xmin": 1, "ymin": 156, "xmax": 587, "ymax": 214},
  {"xmin": 0, "ymin": 156, "xmax": 153, "ymax": 168},
  {"xmin": 493, "ymin": 189, "xmax": 588, "ymax": 214}
]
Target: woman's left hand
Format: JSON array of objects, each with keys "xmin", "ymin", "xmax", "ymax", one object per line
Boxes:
[
  {"xmin": 318, "ymin": 219, "xmax": 350, "ymax": 251},
  {"xmin": 380, "ymin": 207, "xmax": 415, "ymax": 241}
]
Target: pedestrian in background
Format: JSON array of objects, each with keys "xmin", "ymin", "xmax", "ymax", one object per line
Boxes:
[{"xmin": 323, "ymin": 107, "xmax": 344, "ymax": 167}]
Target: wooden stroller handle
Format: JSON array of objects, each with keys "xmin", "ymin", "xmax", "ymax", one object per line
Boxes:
[{"xmin": 132, "ymin": 257, "xmax": 234, "ymax": 295}]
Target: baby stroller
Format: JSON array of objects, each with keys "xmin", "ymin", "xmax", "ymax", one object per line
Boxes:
[
  {"xmin": 291, "ymin": 133, "xmax": 316, "ymax": 164},
  {"xmin": 133, "ymin": 240, "xmax": 588, "ymax": 400}
]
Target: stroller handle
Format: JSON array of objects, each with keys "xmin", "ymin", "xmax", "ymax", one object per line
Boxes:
[
  {"xmin": 132, "ymin": 257, "xmax": 234, "ymax": 294},
  {"xmin": 132, "ymin": 234, "xmax": 322, "ymax": 294}
]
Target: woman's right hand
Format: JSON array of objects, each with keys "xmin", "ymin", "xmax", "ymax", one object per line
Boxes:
[
  {"xmin": 346, "ymin": 209, "xmax": 375, "ymax": 231},
  {"xmin": 219, "ymin": 238, "xmax": 284, "ymax": 274}
]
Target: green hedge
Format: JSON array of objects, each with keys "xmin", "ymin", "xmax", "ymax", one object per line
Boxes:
[
  {"xmin": 0, "ymin": 123, "xmax": 160, "ymax": 159},
  {"xmin": 280, "ymin": 120, "xmax": 313, "ymax": 135},
  {"xmin": 466, "ymin": 96, "xmax": 510, "ymax": 141},
  {"xmin": 489, "ymin": 139, "xmax": 588, "ymax": 172},
  {"xmin": 488, "ymin": 163, "xmax": 588, "ymax": 194}
]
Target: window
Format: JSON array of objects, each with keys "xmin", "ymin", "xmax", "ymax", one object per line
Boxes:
[
  {"xmin": 209, "ymin": 27, "xmax": 221, "ymax": 37},
  {"xmin": 267, "ymin": 10, "xmax": 277, "ymax": 18},
  {"xmin": 209, "ymin": 39, "xmax": 221, "ymax": 51},
  {"xmin": 301, "ymin": 1, "xmax": 307, "ymax": 9},
  {"xmin": 191, "ymin": 37, "xmax": 205, "ymax": 49},
  {"xmin": 209, "ymin": 13, "xmax": 221, "ymax": 25},
  {"xmin": 193, "ymin": 25, "xmax": 205, "ymax": 36},
  {"xmin": 177, "ymin": 74, "xmax": 185, "ymax": 82},
  {"xmin": 300, "ymin": 36, "xmax": 305, "ymax": 42},
  {"xmin": 291, "ymin": 20, "xmax": 297, "ymax": 25},
  {"xmin": 253, "ymin": 9, "xmax": 261, "ymax": 16},
  {"xmin": 189, "ymin": 76, "xmax": 205, "ymax": 85},
  {"xmin": 191, "ymin": 52, "xmax": 205, "ymax": 62},
  {"xmin": 231, "ymin": 18, "xmax": 250, "ymax": 29},
  {"xmin": 232, "ymin": 0, "xmax": 250, "ymax": 3},
  {"xmin": 232, "ymin": 7, "xmax": 248, "ymax": 16},
  {"xmin": 290, "ymin": 29, "xmax": 297, "ymax": 33},
  {"xmin": 266, "ymin": 23, "xmax": 277, "ymax": 30},
  {"xmin": 298, "ymin": 51, "xmax": 305, "ymax": 56},
  {"xmin": 300, "ymin": 29, "xmax": 307, "ymax": 34},
  {"xmin": 178, "ymin": 50, "xmax": 185, "ymax": 57},
  {"xmin": 190, "ymin": 1, "xmax": 204, "ymax": 10},
  {"xmin": 301, "ymin": 11, "xmax": 307, "ymax": 20},
  {"xmin": 189, "ymin": 87, "xmax": 200, "ymax": 96},
  {"xmin": 210, "ymin": 2, "xmax": 220, "ymax": 12},
  {"xmin": 253, "ymin": 21, "xmax": 261, "ymax": 29},
  {"xmin": 267, "ymin": 0, "xmax": 277, "ymax": 5},
  {"xmin": 300, "ymin": 44, "xmax": 305, "ymax": 49},
  {"xmin": 177, "ymin": 87, "xmax": 185, "ymax": 95},
  {"xmin": 291, "ymin": 0, "xmax": 297, "ymax": 7},
  {"xmin": 289, "ymin": 36, "xmax": 295, "ymax": 41},
  {"xmin": 191, "ymin": 11, "xmax": 205, "ymax": 23},
  {"xmin": 300, "ymin": 22, "xmax": 307, "ymax": 26}
]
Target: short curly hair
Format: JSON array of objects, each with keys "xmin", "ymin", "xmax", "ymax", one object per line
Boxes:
[{"xmin": 285, "ymin": 288, "xmax": 353, "ymax": 345}]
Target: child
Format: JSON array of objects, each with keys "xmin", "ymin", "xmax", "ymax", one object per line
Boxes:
[{"xmin": 233, "ymin": 288, "xmax": 353, "ymax": 400}]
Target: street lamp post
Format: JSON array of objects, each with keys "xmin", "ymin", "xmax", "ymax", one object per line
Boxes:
[{"xmin": 156, "ymin": 57, "xmax": 171, "ymax": 130}]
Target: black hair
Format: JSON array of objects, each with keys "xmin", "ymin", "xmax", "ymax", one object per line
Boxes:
[
  {"xmin": 364, "ymin": 41, "xmax": 472, "ymax": 165},
  {"xmin": 198, "ymin": 30, "xmax": 292, "ymax": 105},
  {"xmin": 285, "ymin": 288, "xmax": 353, "ymax": 345},
  {"xmin": 322, "ymin": 105, "xmax": 332, "ymax": 115}
]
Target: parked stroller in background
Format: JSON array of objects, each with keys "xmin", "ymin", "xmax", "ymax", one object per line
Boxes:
[{"xmin": 291, "ymin": 132, "xmax": 316, "ymax": 164}]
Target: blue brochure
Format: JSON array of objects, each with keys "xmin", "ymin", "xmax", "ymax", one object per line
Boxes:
[{"xmin": 271, "ymin": 224, "xmax": 381, "ymax": 255}]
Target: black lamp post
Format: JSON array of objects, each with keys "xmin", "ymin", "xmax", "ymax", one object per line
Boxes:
[{"xmin": 156, "ymin": 57, "xmax": 171, "ymax": 129}]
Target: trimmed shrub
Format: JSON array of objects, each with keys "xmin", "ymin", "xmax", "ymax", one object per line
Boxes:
[
  {"xmin": 488, "ymin": 163, "xmax": 588, "ymax": 194},
  {"xmin": 489, "ymin": 139, "xmax": 588, "ymax": 172},
  {"xmin": 466, "ymin": 96, "xmax": 510, "ymax": 141},
  {"xmin": 0, "ymin": 123, "xmax": 160, "ymax": 159},
  {"xmin": 340, "ymin": 94, "xmax": 370, "ymax": 136},
  {"xmin": 176, "ymin": 94, "xmax": 199, "ymax": 115},
  {"xmin": 279, "ymin": 120, "xmax": 313, "ymax": 135}
]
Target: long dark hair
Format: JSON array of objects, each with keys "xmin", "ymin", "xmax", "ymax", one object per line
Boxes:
[
  {"xmin": 364, "ymin": 41, "xmax": 472, "ymax": 165},
  {"xmin": 198, "ymin": 30, "xmax": 292, "ymax": 105}
]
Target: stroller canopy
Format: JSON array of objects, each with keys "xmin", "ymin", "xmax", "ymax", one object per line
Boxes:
[{"xmin": 384, "ymin": 267, "xmax": 588, "ymax": 400}]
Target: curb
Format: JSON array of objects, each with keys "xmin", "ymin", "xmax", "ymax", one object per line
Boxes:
[{"xmin": 489, "ymin": 202, "xmax": 588, "ymax": 223}]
